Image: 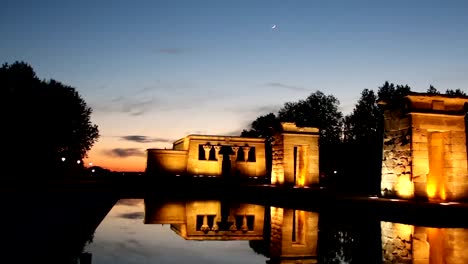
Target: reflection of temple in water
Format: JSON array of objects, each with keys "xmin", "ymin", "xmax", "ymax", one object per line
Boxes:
[
  {"xmin": 381, "ymin": 221, "xmax": 468, "ymax": 264},
  {"xmin": 144, "ymin": 199, "xmax": 468, "ymax": 263},
  {"xmin": 268, "ymin": 207, "xmax": 318, "ymax": 264},
  {"xmin": 144, "ymin": 199, "xmax": 265, "ymax": 240},
  {"xmin": 144, "ymin": 199, "xmax": 319, "ymax": 263}
]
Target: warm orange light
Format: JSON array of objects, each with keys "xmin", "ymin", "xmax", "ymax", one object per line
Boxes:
[
  {"xmin": 427, "ymin": 183, "xmax": 436, "ymax": 198},
  {"xmin": 396, "ymin": 176, "xmax": 414, "ymax": 198},
  {"xmin": 427, "ymin": 132, "xmax": 446, "ymax": 201},
  {"xmin": 295, "ymin": 146, "xmax": 307, "ymax": 187},
  {"xmin": 440, "ymin": 187, "xmax": 446, "ymax": 200},
  {"xmin": 272, "ymin": 169, "xmax": 284, "ymax": 185}
]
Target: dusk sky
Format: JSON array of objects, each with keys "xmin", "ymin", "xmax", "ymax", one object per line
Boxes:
[{"xmin": 2, "ymin": 0, "xmax": 468, "ymax": 171}]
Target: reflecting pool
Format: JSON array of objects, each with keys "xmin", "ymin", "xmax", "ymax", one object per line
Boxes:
[{"xmin": 84, "ymin": 198, "xmax": 468, "ymax": 264}]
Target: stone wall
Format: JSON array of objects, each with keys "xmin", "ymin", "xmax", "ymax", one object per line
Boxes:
[
  {"xmin": 381, "ymin": 109, "xmax": 413, "ymax": 198},
  {"xmin": 146, "ymin": 149, "xmax": 188, "ymax": 175},
  {"xmin": 272, "ymin": 134, "xmax": 285, "ymax": 185}
]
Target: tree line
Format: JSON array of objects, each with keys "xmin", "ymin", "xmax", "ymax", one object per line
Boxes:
[
  {"xmin": 1, "ymin": 61, "xmax": 99, "ymax": 178},
  {"xmin": 241, "ymin": 82, "xmax": 467, "ymax": 194}
]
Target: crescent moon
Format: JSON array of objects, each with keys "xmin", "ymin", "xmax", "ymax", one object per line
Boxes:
[{"xmin": 272, "ymin": 24, "xmax": 277, "ymax": 29}]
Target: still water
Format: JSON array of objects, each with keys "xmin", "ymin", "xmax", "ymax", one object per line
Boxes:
[{"xmin": 84, "ymin": 198, "xmax": 468, "ymax": 264}]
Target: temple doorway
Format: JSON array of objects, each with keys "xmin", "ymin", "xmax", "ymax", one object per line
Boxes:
[
  {"xmin": 294, "ymin": 146, "xmax": 308, "ymax": 186},
  {"xmin": 427, "ymin": 132, "xmax": 446, "ymax": 200}
]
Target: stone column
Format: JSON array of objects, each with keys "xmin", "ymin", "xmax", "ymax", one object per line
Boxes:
[
  {"xmin": 214, "ymin": 145, "xmax": 222, "ymax": 159},
  {"xmin": 242, "ymin": 146, "xmax": 250, "ymax": 162},
  {"xmin": 203, "ymin": 145, "xmax": 212, "ymax": 160},
  {"xmin": 241, "ymin": 214, "xmax": 248, "ymax": 233},
  {"xmin": 231, "ymin": 146, "xmax": 239, "ymax": 159},
  {"xmin": 200, "ymin": 215, "xmax": 210, "ymax": 233}
]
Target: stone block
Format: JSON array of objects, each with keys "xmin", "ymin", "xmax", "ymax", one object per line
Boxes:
[{"xmin": 413, "ymin": 142, "xmax": 428, "ymax": 151}]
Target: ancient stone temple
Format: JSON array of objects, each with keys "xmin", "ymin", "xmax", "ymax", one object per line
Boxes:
[
  {"xmin": 147, "ymin": 135, "xmax": 268, "ymax": 180},
  {"xmin": 380, "ymin": 92, "xmax": 468, "ymax": 200},
  {"xmin": 271, "ymin": 122, "xmax": 320, "ymax": 187},
  {"xmin": 146, "ymin": 122, "xmax": 320, "ymax": 187}
]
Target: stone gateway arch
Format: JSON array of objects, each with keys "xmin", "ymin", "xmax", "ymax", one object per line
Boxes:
[{"xmin": 380, "ymin": 92, "xmax": 468, "ymax": 201}]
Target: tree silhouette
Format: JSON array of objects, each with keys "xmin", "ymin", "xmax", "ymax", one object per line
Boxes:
[
  {"xmin": 241, "ymin": 113, "xmax": 281, "ymax": 143},
  {"xmin": 342, "ymin": 89, "xmax": 382, "ymax": 193},
  {"xmin": 445, "ymin": 89, "xmax": 467, "ymax": 96},
  {"xmin": 376, "ymin": 81, "xmax": 411, "ymax": 108},
  {"xmin": 427, "ymin": 85, "xmax": 440, "ymax": 94},
  {"xmin": 344, "ymin": 89, "xmax": 380, "ymax": 144},
  {"xmin": 1, "ymin": 61, "xmax": 99, "ymax": 176},
  {"xmin": 338, "ymin": 82, "xmax": 412, "ymax": 194},
  {"xmin": 278, "ymin": 91, "xmax": 343, "ymax": 145}
]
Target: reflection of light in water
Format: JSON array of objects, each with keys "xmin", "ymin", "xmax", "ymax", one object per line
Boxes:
[
  {"xmin": 329, "ymin": 230, "xmax": 352, "ymax": 264},
  {"xmin": 427, "ymin": 228, "xmax": 446, "ymax": 264},
  {"xmin": 440, "ymin": 201, "xmax": 460, "ymax": 206}
]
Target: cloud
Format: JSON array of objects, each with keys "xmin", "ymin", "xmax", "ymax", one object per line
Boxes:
[
  {"xmin": 266, "ymin": 82, "xmax": 309, "ymax": 92},
  {"xmin": 158, "ymin": 48, "xmax": 185, "ymax": 54},
  {"xmin": 121, "ymin": 135, "xmax": 174, "ymax": 144},
  {"xmin": 104, "ymin": 148, "xmax": 146, "ymax": 158},
  {"xmin": 120, "ymin": 97, "xmax": 157, "ymax": 116},
  {"xmin": 119, "ymin": 212, "xmax": 145, "ymax": 220}
]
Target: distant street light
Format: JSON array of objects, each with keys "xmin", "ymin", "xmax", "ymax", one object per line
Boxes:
[
  {"xmin": 77, "ymin": 160, "xmax": 81, "ymax": 164},
  {"xmin": 61, "ymin": 157, "xmax": 66, "ymax": 162}
]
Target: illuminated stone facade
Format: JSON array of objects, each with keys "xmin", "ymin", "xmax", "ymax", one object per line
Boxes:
[
  {"xmin": 147, "ymin": 122, "xmax": 320, "ymax": 186},
  {"xmin": 147, "ymin": 135, "xmax": 267, "ymax": 180},
  {"xmin": 380, "ymin": 93, "xmax": 468, "ymax": 200},
  {"xmin": 144, "ymin": 199, "xmax": 265, "ymax": 240},
  {"xmin": 271, "ymin": 123, "xmax": 320, "ymax": 186}
]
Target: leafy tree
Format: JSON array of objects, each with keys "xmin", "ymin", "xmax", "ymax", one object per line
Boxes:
[
  {"xmin": 344, "ymin": 89, "xmax": 380, "ymax": 144},
  {"xmin": 342, "ymin": 89, "xmax": 382, "ymax": 193},
  {"xmin": 376, "ymin": 81, "xmax": 411, "ymax": 108},
  {"xmin": 278, "ymin": 91, "xmax": 343, "ymax": 145},
  {"xmin": 339, "ymin": 82, "xmax": 412, "ymax": 194},
  {"xmin": 427, "ymin": 85, "xmax": 440, "ymax": 94},
  {"xmin": 240, "ymin": 113, "xmax": 280, "ymax": 143},
  {"xmin": 1, "ymin": 61, "xmax": 99, "ymax": 176}
]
